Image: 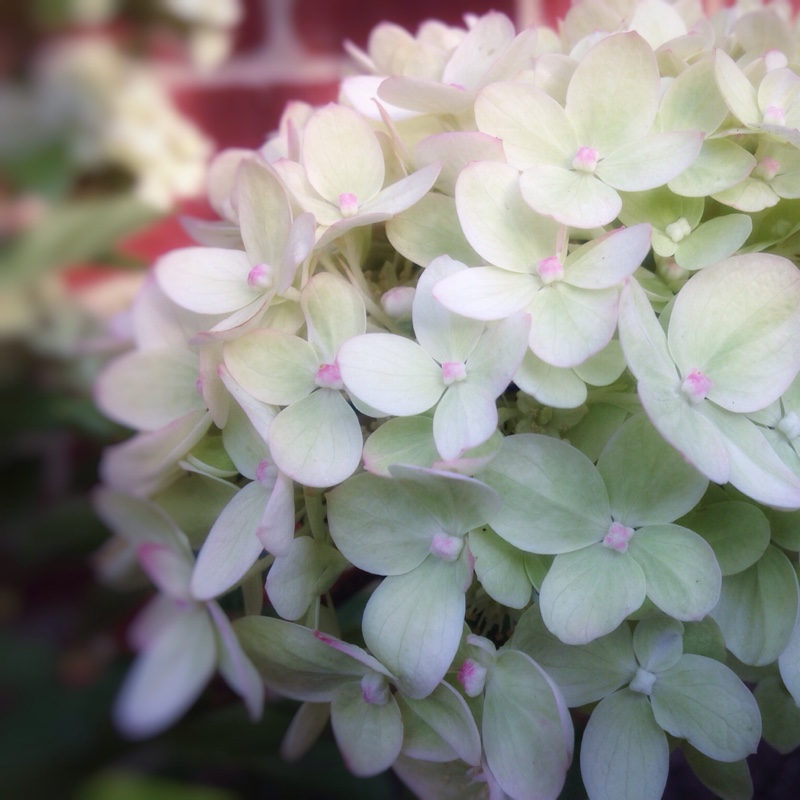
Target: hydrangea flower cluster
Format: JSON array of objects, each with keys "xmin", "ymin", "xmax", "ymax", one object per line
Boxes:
[{"xmin": 94, "ymin": 1, "xmax": 800, "ymax": 798}]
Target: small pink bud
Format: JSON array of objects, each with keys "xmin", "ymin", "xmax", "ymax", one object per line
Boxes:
[
  {"xmin": 753, "ymin": 157, "xmax": 780, "ymax": 182},
  {"xmin": 763, "ymin": 105, "xmax": 786, "ymax": 126},
  {"xmin": 380, "ymin": 286, "xmax": 415, "ymax": 321},
  {"xmin": 572, "ymin": 145, "xmax": 599, "ymax": 173},
  {"xmin": 442, "ymin": 361, "xmax": 467, "ymax": 385},
  {"xmin": 315, "ymin": 361, "xmax": 343, "ymax": 390},
  {"xmin": 603, "ymin": 521, "xmax": 635, "ymax": 553},
  {"xmin": 778, "ymin": 411, "xmax": 800, "ymax": 441},
  {"xmin": 338, "ymin": 192, "xmax": 359, "ymax": 217},
  {"xmin": 457, "ymin": 658, "xmax": 488, "ymax": 697},
  {"xmin": 681, "ymin": 368, "xmax": 713, "ymax": 403},
  {"xmin": 360, "ymin": 672, "xmax": 390, "ymax": 705},
  {"xmin": 537, "ymin": 255, "xmax": 564, "ymax": 284},
  {"xmin": 429, "ymin": 532, "xmax": 464, "ymax": 561},
  {"xmin": 247, "ymin": 263, "xmax": 275, "ymax": 291}
]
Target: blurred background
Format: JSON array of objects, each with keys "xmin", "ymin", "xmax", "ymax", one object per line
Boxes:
[{"xmin": 1, "ymin": 1, "xmax": 798, "ymax": 798}]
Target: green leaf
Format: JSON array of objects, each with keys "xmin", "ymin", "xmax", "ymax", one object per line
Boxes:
[
  {"xmin": 683, "ymin": 744, "xmax": 753, "ymax": 800},
  {"xmin": 755, "ymin": 676, "xmax": 800, "ymax": 755},
  {"xmin": 650, "ymin": 654, "xmax": 761, "ymax": 761}
]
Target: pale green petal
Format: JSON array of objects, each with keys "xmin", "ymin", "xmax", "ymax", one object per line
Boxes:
[
  {"xmin": 432, "ymin": 266, "xmax": 539, "ymax": 321},
  {"xmin": 464, "ymin": 313, "xmax": 530, "ymax": 395},
  {"xmin": 326, "ymin": 471, "xmax": 438, "ymax": 575},
  {"xmin": 512, "ymin": 604, "xmax": 637, "ymax": 706},
  {"xmin": 684, "ymin": 743, "xmax": 754, "ymax": 800},
  {"xmin": 598, "ymin": 413, "xmax": 708, "ymax": 527},
  {"xmin": 780, "ymin": 611, "xmax": 800, "ymax": 707},
  {"xmin": 266, "ymin": 537, "xmax": 348, "ymax": 621},
  {"xmin": 156, "ymin": 247, "xmax": 259, "ymax": 314},
  {"xmin": 632, "ymin": 614, "xmax": 684, "ymax": 674},
  {"xmin": 714, "ymin": 49, "xmax": 760, "ymax": 126},
  {"xmin": 301, "ymin": 272, "xmax": 366, "ymax": 364},
  {"xmin": 669, "ymin": 139, "xmax": 756, "ymax": 197},
  {"xmin": 628, "ymin": 524, "xmax": 721, "ymax": 621},
  {"xmin": 678, "ymin": 501, "xmax": 770, "ymax": 576},
  {"xmin": 433, "ymin": 382, "xmax": 498, "ymax": 460},
  {"xmin": 469, "ymin": 525, "xmax": 532, "ymax": 609},
  {"xmin": 359, "ymin": 162, "xmax": 441, "ymax": 217},
  {"xmin": 755, "ymin": 676, "xmax": 800, "ymax": 755},
  {"xmin": 520, "ymin": 166, "xmax": 622, "ymax": 229},
  {"xmin": 580, "ymin": 690, "xmax": 668, "ymax": 800},
  {"xmin": 338, "ymin": 333, "xmax": 443, "ymax": 416},
  {"xmin": 441, "ymin": 10, "xmax": 515, "ymax": 89},
  {"xmin": 413, "ymin": 256, "xmax": 483, "ymax": 364},
  {"xmin": 713, "ymin": 177, "xmax": 781, "ymax": 213},
  {"xmin": 564, "ymin": 223, "xmax": 652, "ymax": 290},
  {"xmin": 597, "ymin": 130, "xmax": 704, "ymax": 192},
  {"xmin": 514, "ymin": 350, "xmax": 588, "ymax": 409},
  {"xmin": 455, "ymin": 160, "xmax": 560, "ymax": 271},
  {"xmin": 95, "ymin": 348, "xmax": 203, "ymax": 432},
  {"xmin": 675, "ymin": 214, "xmax": 752, "ymax": 271},
  {"xmin": 362, "ymin": 416, "xmax": 439, "ymax": 477},
  {"xmin": 482, "ymin": 434, "xmax": 610, "ymax": 554},
  {"xmin": 475, "ymin": 81, "xmax": 576, "ymax": 169},
  {"xmin": 710, "ymin": 545, "xmax": 799, "ymax": 666},
  {"xmin": 539, "ymin": 545, "xmax": 647, "ymax": 644},
  {"xmin": 236, "ymin": 159, "xmax": 292, "ymax": 267},
  {"xmin": 528, "ymin": 283, "xmax": 619, "ymax": 368},
  {"xmin": 220, "ymin": 399, "xmax": 271, "ymax": 480},
  {"xmin": 190, "ymin": 481, "xmax": 266, "ymax": 600},
  {"xmin": 224, "ymin": 330, "xmax": 317, "ymax": 406},
  {"xmin": 401, "ymin": 682, "xmax": 482, "ymax": 767},
  {"xmin": 658, "ymin": 59, "xmax": 728, "ymax": 134},
  {"xmin": 268, "ymin": 390, "xmax": 362, "ymax": 488},
  {"xmin": 362, "ymin": 557, "xmax": 466, "ymax": 698},
  {"xmin": 566, "ymin": 31, "xmax": 660, "ymax": 152},
  {"xmin": 651, "ymin": 654, "xmax": 761, "ymax": 761},
  {"xmin": 483, "ymin": 650, "xmax": 573, "ymax": 800},
  {"xmin": 303, "ymin": 103, "xmax": 384, "ymax": 205},
  {"xmin": 386, "ymin": 193, "xmax": 482, "ymax": 268},
  {"xmin": 331, "ymin": 685, "xmax": 403, "ymax": 777},
  {"xmin": 114, "ymin": 606, "xmax": 217, "ymax": 739},
  {"xmin": 234, "ymin": 615, "xmax": 364, "ymax": 701}
]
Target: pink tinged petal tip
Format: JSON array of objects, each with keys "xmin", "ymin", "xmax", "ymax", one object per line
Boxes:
[
  {"xmin": 442, "ymin": 361, "xmax": 467, "ymax": 386},
  {"xmin": 765, "ymin": 49, "xmax": 788, "ymax": 71},
  {"xmin": 315, "ymin": 361, "xmax": 343, "ymax": 390},
  {"xmin": 380, "ymin": 286, "xmax": 415, "ymax": 321},
  {"xmin": 195, "ymin": 376, "xmax": 204, "ymax": 395},
  {"xmin": 572, "ymin": 145, "xmax": 599, "ymax": 173},
  {"xmin": 778, "ymin": 411, "xmax": 800, "ymax": 441},
  {"xmin": 360, "ymin": 672, "xmax": 390, "ymax": 706},
  {"xmin": 681, "ymin": 368, "xmax": 713, "ymax": 403},
  {"xmin": 537, "ymin": 255, "xmax": 564, "ymax": 285},
  {"xmin": 665, "ymin": 217, "xmax": 692, "ymax": 243},
  {"xmin": 338, "ymin": 192, "xmax": 359, "ymax": 217},
  {"xmin": 448, "ymin": 83, "xmax": 466, "ymax": 91},
  {"xmin": 629, "ymin": 667, "xmax": 657, "ymax": 696},
  {"xmin": 429, "ymin": 532, "xmax": 464, "ymax": 561},
  {"xmin": 753, "ymin": 157, "xmax": 780, "ymax": 182},
  {"xmin": 457, "ymin": 658, "xmax": 488, "ymax": 698},
  {"xmin": 247, "ymin": 263, "xmax": 276, "ymax": 291},
  {"xmin": 763, "ymin": 105, "xmax": 786, "ymax": 126},
  {"xmin": 603, "ymin": 521, "xmax": 635, "ymax": 553}
]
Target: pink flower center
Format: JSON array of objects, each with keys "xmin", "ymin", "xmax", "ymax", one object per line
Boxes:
[
  {"xmin": 430, "ymin": 532, "xmax": 464, "ymax": 561},
  {"xmin": 360, "ymin": 673, "xmax": 390, "ymax": 705},
  {"xmin": 315, "ymin": 361, "xmax": 343, "ymax": 390},
  {"xmin": 338, "ymin": 192, "xmax": 359, "ymax": 217},
  {"xmin": 763, "ymin": 105, "xmax": 786, "ymax": 126},
  {"xmin": 247, "ymin": 263, "xmax": 275, "ymax": 291},
  {"xmin": 681, "ymin": 368, "xmax": 713, "ymax": 403},
  {"xmin": 572, "ymin": 145, "xmax": 599, "ymax": 173},
  {"xmin": 753, "ymin": 157, "xmax": 780, "ymax": 182},
  {"xmin": 457, "ymin": 658, "xmax": 488, "ymax": 697},
  {"xmin": 256, "ymin": 458, "xmax": 277, "ymax": 486},
  {"xmin": 537, "ymin": 255, "xmax": 564, "ymax": 284},
  {"xmin": 603, "ymin": 521, "xmax": 635, "ymax": 553},
  {"xmin": 442, "ymin": 360, "xmax": 467, "ymax": 385}
]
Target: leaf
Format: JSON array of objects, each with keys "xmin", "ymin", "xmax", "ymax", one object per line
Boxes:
[
  {"xmin": 711, "ymin": 545, "xmax": 799, "ymax": 666},
  {"xmin": 755, "ymin": 676, "xmax": 800, "ymax": 755},
  {"xmin": 580, "ymin": 690, "xmax": 668, "ymax": 800},
  {"xmin": 651, "ymin": 654, "xmax": 761, "ymax": 761},
  {"xmin": 483, "ymin": 650, "xmax": 573, "ymax": 800},
  {"xmin": 481, "ymin": 434, "xmax": 610, "ymax": 554},
  {"xmin": 539, "ymin": 544, "xmax": 647, "ymax": 644},
  {"xmin": 683, "ymin": 744, "xmax": 754, "ymax": 800}
]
